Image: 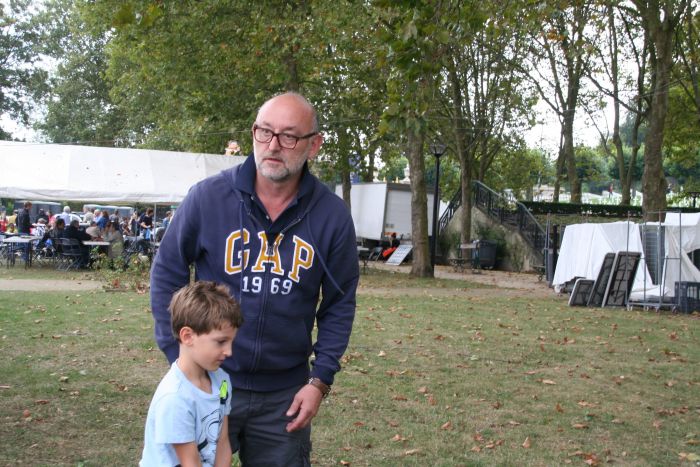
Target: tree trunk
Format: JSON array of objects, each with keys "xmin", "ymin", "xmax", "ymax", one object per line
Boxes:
[
  {"xmin": 406, "ymin": 130, "xmax": 432, "ymax": 277},
  {"xmin": 562, "ymin": 118, "xmax": 580, "ymax": 203},
  {"xmin": 553, "ymin": 134, "xmax": 565, "ymax": 202},
  {"xmin": 641, "ymin": 8, "xmax": 678, "ymax": 219},
  {"xmin": 341, "ymin": 168, "xmax": 351, "ymax": 210},
  {"xmin": 460, "ymin": 157, "xmax": 473, "ymax": 244}
]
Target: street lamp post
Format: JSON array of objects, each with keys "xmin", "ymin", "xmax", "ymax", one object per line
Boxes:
[{"xmin": 429, "ymin": 141, "xmax": 446, "ymax": 268}]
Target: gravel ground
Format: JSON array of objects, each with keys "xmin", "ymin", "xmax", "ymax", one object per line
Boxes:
[{"xmin": 0, "ymin": 279, "xmax": 104, "ymax": 291}]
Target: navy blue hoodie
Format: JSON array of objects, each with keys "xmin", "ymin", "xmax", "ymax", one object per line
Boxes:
[{"xmin": 150, "ymin": 156, "xmax": 358, "ymax": 391}]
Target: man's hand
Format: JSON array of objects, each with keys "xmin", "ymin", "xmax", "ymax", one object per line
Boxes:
[{"xmin": 285, "ymin": 384, "xmax": 323, "ymax": 432}]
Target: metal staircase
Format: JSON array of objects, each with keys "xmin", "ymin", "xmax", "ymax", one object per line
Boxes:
[{"xmin": 438, "ymin": 181, "xmax": 547, "ymax": 261}]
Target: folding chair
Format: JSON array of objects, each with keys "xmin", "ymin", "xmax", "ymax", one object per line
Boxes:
[
  {"xmin": 367, "ymin": 246, "xmax": 384, "ymax": 261},
  {"xmin": 57, "ymin": 238, "xmax": 86, "ymax": 270}
]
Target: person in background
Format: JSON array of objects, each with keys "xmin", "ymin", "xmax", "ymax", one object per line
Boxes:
[
  {"xmin": 120, "ymin": 216, "xmax": 132, "ymax": 237},
  {"xmin": 0, "ymin": 210, "xmax": 7, "ymax": 232},
  {"xmin": 161, "ymin": 211, "xmax": 172, "ymax": 231},
  {"xmin": 16, "ymin": 201, "xmax": 33, "ymax": 261},
  {"xmin": 33, "ymin": 218, "xmax": 47, "ymax": 239},
  {"xmin": 83, "ymin": 208, "xmax": 95, "ymax": 224},
  {"xmin": 16, "ymin": 201, "xmax": 32, "ymax": 235},
  {"xmin": 37, "ymin": 209, "xmax": 49, "ymax": 223},
  {"xmin": 40, "ymin": 218, "xmax": 66, "ymax": 253},
  {"xmin": 7, "ymin": 210, "xmax": 17, "ymax": 227},
  {"xmin": 381, "ymin": 232, "xmax": 400, "ymax": 259},
  {"xmin": 58, "ymin": 206, "xmax": 73, "ymax": 226},
  {"xmin": 139, "ymin": 208, "xmax": 154, "ymax": 240},
  {"xmin": 85, "ymin": 221, "xmax": 101, "ymax": 239},
  {"xmin": 130, "ymin": 212, "xmax": 140, "ymax": 237},
  {"xmin": 103, "ymin": 220, "xmax": 124, "ymax": 261},
  {"xmin": 150, "ymin": 92, "xmax": 358, "ymax": 466},
  {"xmin": 65, "ymin": 219, "xmax": 93, "ymax": 267},
  {"xmin": 96, "ymin": 210, "xmax": 109, "ymax": 232}
]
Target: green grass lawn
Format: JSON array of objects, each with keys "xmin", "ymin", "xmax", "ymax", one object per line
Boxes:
[{"xmin": 0, "ymin": 269, "xmax": 698, "ymax": 466}]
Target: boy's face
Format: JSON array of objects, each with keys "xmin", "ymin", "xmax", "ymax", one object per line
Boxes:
[{"xmin": 189, "ymin": 323, "xmax": 237, "ymax": 372}]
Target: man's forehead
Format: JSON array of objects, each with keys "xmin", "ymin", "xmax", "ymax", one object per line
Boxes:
[{"xmin": 256, "ymin": 96, "xmax": 313, "ymax": 129}]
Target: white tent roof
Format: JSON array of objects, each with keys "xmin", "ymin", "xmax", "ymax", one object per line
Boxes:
[{"xmin": 0, "ymin": 141, "xmax": 245, "ymax": 203}]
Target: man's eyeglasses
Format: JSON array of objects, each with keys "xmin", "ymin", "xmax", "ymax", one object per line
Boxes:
[{"xmin": 253, "ymin": 124, "xmax": 317, "ymax": 149}]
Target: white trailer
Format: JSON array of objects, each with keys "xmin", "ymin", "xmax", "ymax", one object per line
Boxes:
[{"xmin": 334, "ymin": 182, "xmax": 446, "ymax": 242}]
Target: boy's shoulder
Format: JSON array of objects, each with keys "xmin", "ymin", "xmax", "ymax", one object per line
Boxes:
[{"xmin": 150, "ymin": 364, "xmax": 189, "ymax": 403}]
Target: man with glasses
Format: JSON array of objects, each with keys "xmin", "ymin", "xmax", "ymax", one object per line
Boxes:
[{"xmin": 150, "ymin": 92, "xmax": 359, "ymax": 466}]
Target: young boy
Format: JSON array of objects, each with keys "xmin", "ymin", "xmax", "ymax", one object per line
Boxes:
[{"xmin": 140, "ymin": 281, "xmax": 243, "ymax": 466}]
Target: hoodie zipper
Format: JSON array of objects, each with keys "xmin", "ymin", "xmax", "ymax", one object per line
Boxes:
[{"xmin": 249, "ymin": 215, "xmax": 306, "ymax": 372}]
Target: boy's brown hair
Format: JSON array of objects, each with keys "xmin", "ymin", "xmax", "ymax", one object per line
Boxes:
[{"xmin": 169, "ymin": 281, "xmax": 243, "ymax": 341}]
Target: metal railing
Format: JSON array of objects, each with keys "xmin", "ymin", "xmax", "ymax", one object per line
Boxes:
[
  {"xmin": 436, "ymin": 180, "xmax": 547, "ymax": 262},
  {"xmin": 472, "ymin": 181, "xmax": 546, "ymax": 261},
  {"xmin": 438, "ymin": 187, "xmax": 462, "ymax": 235}
]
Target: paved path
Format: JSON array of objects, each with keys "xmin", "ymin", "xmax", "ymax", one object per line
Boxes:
[
  {"xmin": 0, "ymin": 279, "xmax": 104, "ymax": 291},
  {"xmin": 367, "ymin": 262, "xmax": 550, "ymax": 290}
]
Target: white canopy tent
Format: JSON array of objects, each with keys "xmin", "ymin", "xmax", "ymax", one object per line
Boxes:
[
  {"xmin": 553, "ymin": 216, "xmax": 700, "ymax": 300},
  {"xmin": 552, "ymin": 221, "xmax": 650, "ymax": 294},
  {"xmin": 642, "ymin": 212, "xmax": 700, "ymax": 298},
  {"xmin": 0, "ymin": 141, "xmax": 245, "ymax": 203}
]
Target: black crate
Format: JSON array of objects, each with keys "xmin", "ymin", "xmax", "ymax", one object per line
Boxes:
[{"xmin": 674, "ymin": 281, "xmax": 700, "ymax": 313}]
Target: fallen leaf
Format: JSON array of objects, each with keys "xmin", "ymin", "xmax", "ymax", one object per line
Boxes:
[
  {"xmin": 441, "ymin": 421, "xmax": 453, "ymax": 430},
  {"xmin": 522, "ymin": 437, "xmax": 531, "ymax": 448},
  {"xmin": 22, "ymin": 409, "xmax": 31, "ymax": 418},
  {"xmin": 417, "ymin": 386, "xmax": 428, "ymax": 394},
  {"xmin": 377, "ymin": 351, "xmax": 386, "ymax": 357},
  {"xmin": 34, "ymin": 400, "xmax": 49, "ymax": 405},
  {"xmin": 427, "ymin": 395, "xmax": 437, "ymax": 406},
  {"xmin": 392, "ymin": 394, "xmax": 407, "ymax": 401},
  {"xmin": 353, "ymin": 421, "xmax": 364, "ymax": 427},
  {"xmin": 678, "ymin": 452, "xmax": 700, "ymax": 461},
  {"xmin": 470, "ymin": 446, "xmax": 481, "ymax": 453},
  {"xmin": 572, "ymin": 423, "xmax": 589, "ymax": 429},
  {"xmin": 542, "ymin": 379, "xmax": 556, "ymax": 385},
  {"xmin": 404, "ymin": 448, "xmax": 421, "ymax": 456},
  {"xmin": 391, "ymin": 434, "xmax": 406, "ymax": 442},
  {"xmin": 508, "ymin": 420, "xmax": 521, "ymax": 426},
  {"xmin": 653, "ymin": 420, "xmax": 663, "ymax": 430},
  {"xmin": 340, "ymin": 461, "xmax": 351, "ymax": 466},
  {"xmin": 556, "ymin": 403, "xmax": 564, "ymax": 413},
  {"xmin": 387, "ymin": 420, "xmax": 399, "ymax": 428}
]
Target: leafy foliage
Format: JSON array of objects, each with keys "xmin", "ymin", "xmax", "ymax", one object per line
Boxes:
[{"xmin": 0, "ymin": 0, "xmax": 48, "ymax": 137}]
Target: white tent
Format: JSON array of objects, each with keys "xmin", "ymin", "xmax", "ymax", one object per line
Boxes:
[
  {"xmin": 553, "ymin": 216, "xmax": 700, "ymax": 299},
  {"xmin": 0, "ymin": 141, "xmax": 245, "ymax": 203},
  {"xmin": 642, "ymin": 212, "xmax": 700, "ymax": 298},
  {"xmin": 552, "ymin": 221, "xmax": 650, "ymax": 294}
]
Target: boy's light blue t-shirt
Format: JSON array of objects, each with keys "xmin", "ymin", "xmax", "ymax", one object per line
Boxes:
[{"xmin": 140, "ymin": 361, "xmax": 232, "ymax": 467}]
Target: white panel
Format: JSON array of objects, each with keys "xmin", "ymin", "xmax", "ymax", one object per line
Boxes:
[
  {"xmin": 385, "ymin": 189, "xmax": 412, "ymax": 238},
  {"xmin": 335, "ymin": 184, "xmax": 387, "ymax": 240}
]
